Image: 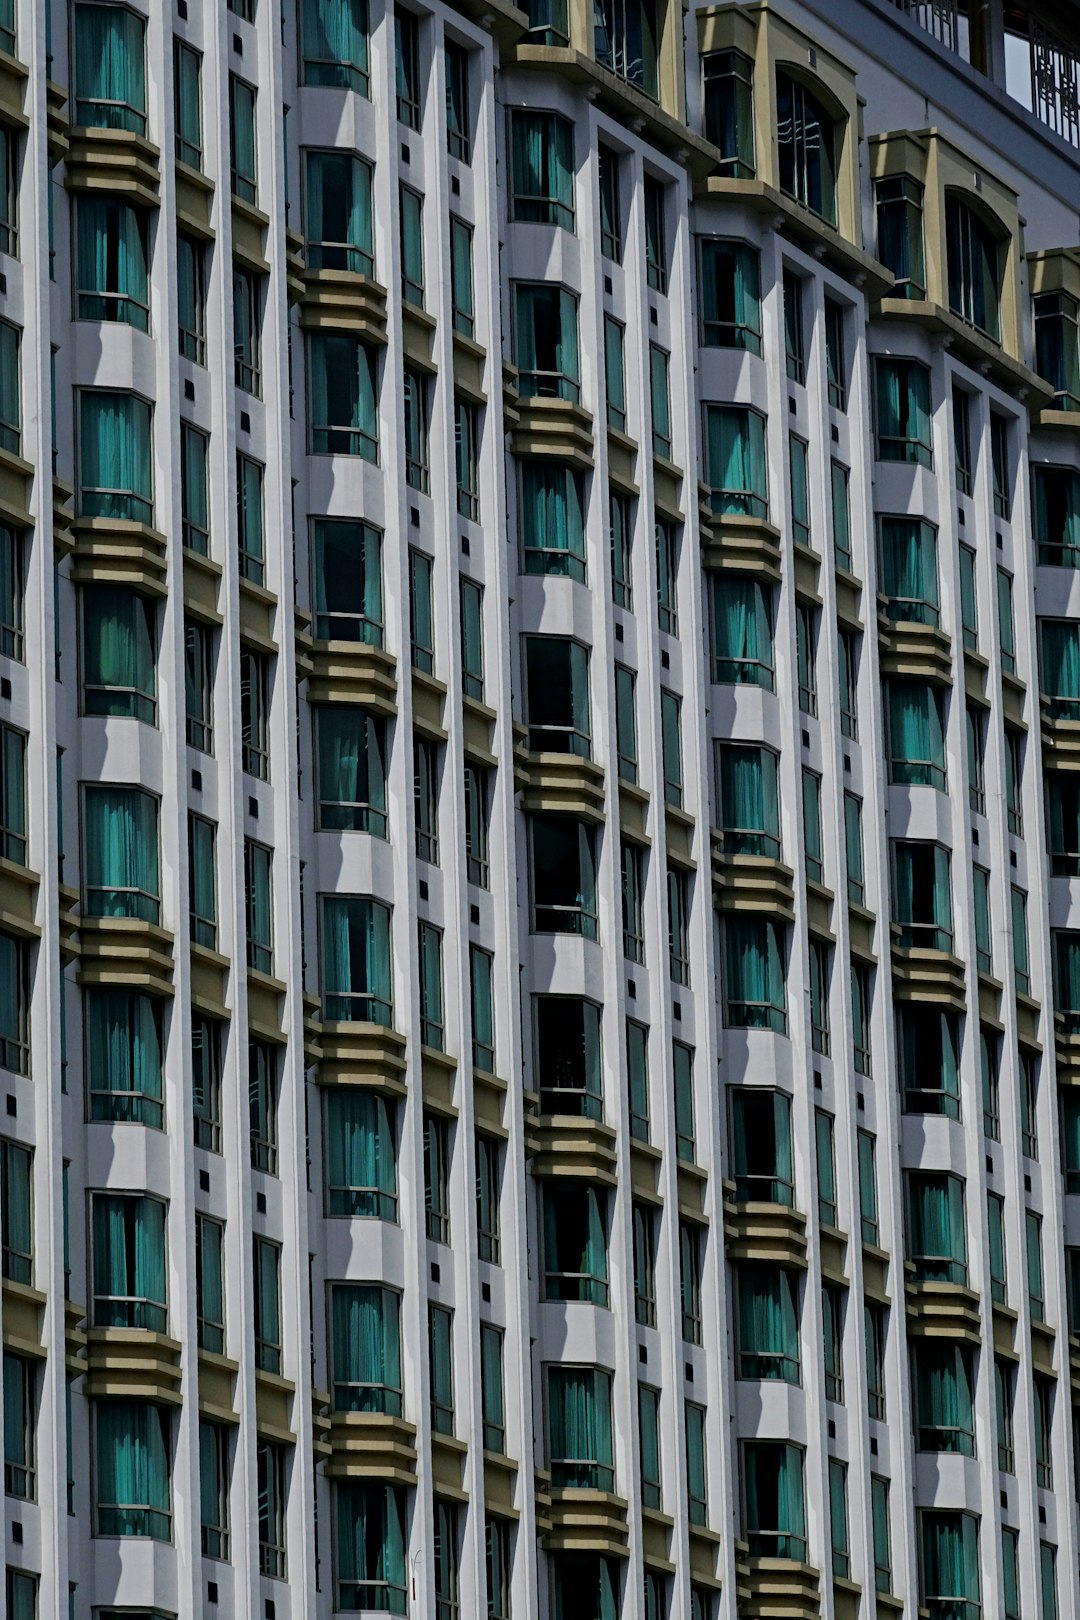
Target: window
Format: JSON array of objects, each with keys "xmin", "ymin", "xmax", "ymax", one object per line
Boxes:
[
  {"xmin": 3, "ymin": 1353, "xmax": 33, "ymax": 1500},
  {"xmin": 394, "ymin": 9, "xmax": 420, "ymax": 127},
  {"xmin": 711, "ymin": 576, "xmax": 773, "ymax": 688},
  {"xmin": 879, "ymin": 517, "xmax": 938, "ymax": 625},
  {"xmin": 445, "ymin": 40, "xmax": 470, "ymax": 160},
  {"xmin": 621, "ymin": 841, "xmax": 645, "ymax": 964},
  {"xmin": 876, "ymin": 174, "xmax": 925, "ymax": 297},
  {"xmin": 992, "ymin": 414, "xmax": 1011, "ymax": 518},
  {"xmin": 330, "ymin": 1284, "xmax": 401, "ymax": 1414},
  {"xmin": 991, "ymin": 1356, "xmax": 1015, "ymax": 1476},
  {"xmin": 188, "ymin": 813, "xmax": 216, "ymax": 949},
  {"xmin": 724, "ymin": 915, "xmax": 786, "ymax": 1031},
  {"xmin": 525, "ymin": 637, "xmax": 590, "ymax": 757},
  {"xmin": 865, "ymin": 1303, "xmax": 886, "ymax": 1420},
  {"xmin": 659, "ymin": 690, "xmax": 682, "ymax": 807},
  {"xmin": 913, "ymin": 1341, "xmax": 975, "ymax": 1454},
  {"xmin": 463, "ymin": 763, "xmax": 490, "ymax": 887},
  {"xmin": 649, "ymin": 345, "xmax": 671, "ymax": 460},
  {"xmin": 301, "ymin": 0, "xmax": 370, "ymax": 94},
  {"xmin": 424, "ymin": 1112, "xmax": 450, "ymax": 1242},
  {"xmin": 0, "ymin": 1137, "xmax": 29, "ymax": 1285},
  {"xmin": 893, "ymin": 841, "xmax": 953, "ymax": 952},
  {"xmin": 239, "ymin": 646, "xmax": 269, "ymax": 779},
  {"xmin": 79, "ymin": 390, "xmax": 152, "ymax": 523},
  {"xmin": 673, "ymin": 1040, "xmax": 695, "ymax": 1162},
  {"xmin": 195, "ymin": 1213, "xmax": 225, "ymax": 1353},
  {"xmin": 795, "ymin": 601, "xmax": 817, "ymax": 715},
  {"xmin": 335, "ymin": 1483, "xmax": 407, "ymax": 1611},
  {"xmin": 74, "ymin": 199, "xmax": 149, "ymax": 331},
  {"xmin": 920, "ymin": 1512, "xmax": 979, "ymax": 1620},
  {"xmin": 828, "ymin": 1459, "xmax": 849, "ymax": 1577},
  {"xmin": 685, "ymin": 1402, "xmax": 707, "ymax": 1526},
  {"xmin": 952, "ymin": 388, "xmax": 973, "ymax": 497},
  {"xmin": 730, "ymin": 1088, "xmax": 793, "ymax": 1204},
  {"xmin": 610, "ymin": 489, "xmax": 633, "ymax": 608},
  {"xmin": 735, "ymin": 1264, "xmax": 799, "ymax": 1382},
  {"xmin": 717, "ymin": 744, "xmax": 780, "ymax": 859},
  {"xmin": 655, "ymin": 518, "xmax": 679, "ymax": 635},
  {"xmin": 667, "ymin": 865, "xmax": 690, "ymax": 985},
  {"xmin": 232, "ymin": 266, "xmax": 261, "ymax": 394},
  {"xmin": 530, "ymin": 815, "xmax": 597, "ymax": 939},
  {"xmin": 831, "ymin": 462, "xmax": 851, "ymax": 571},
  {"xmin": 256, "ymin": 1439, "xmax": 286, "ymax": 1577},
  {"xmin": 614, "ymin": 665, "xmax": 637, "ymax": 783},
  {"xmin": 1040, "ymin": 1543, "xmax": 1058, "ymax": 1620},
  {"xmin": 403, "ymin": 368, "xmax": 430, "ymax": 492},
  {"xmin": 1033, "ymin": 464, "xmax": 1080, "ymax": 569},
  {"xmin": 679, "ymin": 1220, "xmax": 702, "ymax": 1342},
  {"xmin": 598, "ymin": 145, "xmax": 620, "ymax": 259},
  {"xmin": 515, "ymin": 283, "xmax": 579, "ymax": 401},
  {"xmin": 244, "ymin": 839, "xmax": 273, "ymax": 975},
  {"xmin": 249, "ymin": 1039, "xmax": 278, "ymax": 1173},
  {"xmin": 1027, "ymin": 1210, "xmax": 1045, "ymax": 1324},
  {"xmin": 520, "ymin": 460, "xmax": 586, "ymax": 581},
  {"xmin": 85, "ymin": 989, "xmax": 162, "ymax": 1128},
  {"xmin": 175, "ymin": 232, "xmax": 205, "ymax": 361},
  {"xmin": 449, "ymin": 216, "xmax": 473, "ymax": 337},
  {"xmin": 543, "ymin": 1182, "xmax": 608, "ymax": 1303},
  {"xmin": 470, "ymin": 948, "xmax": 496, "ymax": 1075},
  {"xmin": 906, "ymin": 1172, "xmax": 967, "ymax": 1284},
  {"xmin": 82, "ymin": 784, "xmax": 159, "ymax": 922},
  {"xmin": 783, "ymin": 269, "xmax": 805, "ymax": 383},
  {"xmin": 252, "ymin": 1236, "xmax": 281, "ymax": 1373},
  {"xmin": 417, "ymin": 922, "xmax": 444, "ymax": 1050},
  {"xmin": 871, "ymin": 1476, "xmax": 892, "ymax": 1594},
  {"xmin": 698, "ymin": 238, "xmax": 761, "ymax": 351},
  {"xmin": 638, "ymin": 1385, "xmax": 661, "ymax": 1509},
  {"xmin": 599, "ymin": 318, "xmax": 627, "ymax": 438},
  {"xmin": 0, "ymin": 526, "xmax": 22, "ymax": 659},
  {"xmin": 789, "ymin": 436, "xmax": 810, "ymax": 547},
  {"xmin": 703, "ymin": 49, "xmax": 754, "ymax": 175},
  {"xmin": 320, "ymin": 896, "xmax": 393, "ymax": 1024},
  {"xmin": 632, "ymin": 1199, "xmax": 655, "ymax": 1324},
  {"xmin": 643, "ymin": 176, "xmax": 666, "ymax": 292},
  {"xmin": 200, "ymin": 1420, "xmax": 229, "ymax": 1560},
  {"xmin": 399, "ymin": 184, "xmax": 424, "ymax": 308},
  {"xmin": 825, "ymin": 299, "xmax": 847, "ymax": 409},
  {"xmin": 887, "ymin": 680, "xmax": 945, "ymax": 789},
  {"xmin": 614, "ymin": 1022, "xmax": 646, "ymax": 1152},
  {"xmin": 851, "ymin": 961, "xmax": 872, "ymax": 1077},
  {"xmin": 742, "ymin": 1442, "xmax": 806, "ymax": 1560},
  {"xmin": 535, "ymin": 997, "xmax": 602, "ymax": 1119},
  {"xmin": 0, "ymin": 126, "xmax": 13, "ymax": 259},
  {"xmin": 509, "ymin": 110, "xmax": 574, "ymax": 230},
  {"xmin": 998, "ymin": 568, "xmax": 1016, "ymax": 673},
  {"xmin": 324, "ymin": 1089, "xmax": 396, "ymax": 1219},
  {"xmin": 312, "ymin": 520, "xmax": 382, "ymax": 649},
  {"xmin": 875, "ymin": 358, "xmax": 932, "ymax": 466},
  {"xmin": 703, "ymin": 405, "xmax": 767, "ymax": 517},
  {"xmin": 179, "ymin": 423, "xmax": 209, "ymax": 557},
  {"xmin": 547, "ymin": 1366, "xmax": 613, "ymax": 1490},
  {"xmin": 956, "ymin": 549, "xmax": 978, "ymax": 660},
  {"xmin": 480, "ymin": 1323, "xmax": 505, "ymax": 1452},
  {"xmin": 94, "ymin": 1399, "xmax": 170, "ymax": 1539},
  {"xmin": 1012, "ymin": 885, "xmax": 1030, "ymax": 994},
  {"xmin": 981, "ymin": 1027, "xmax": 1000, "ymax": 1138},
  {"xmin": 1034, "ymin": 1372, "xmax": 1053, "ymax": 1486},
  {"xmin": 815, "ymin": 1109, "xmax": 837, "ymax": 1229},
  {"xmin": 946, "ymin": 194, "xmax": 1002, "ymax": 340},
  {"xmin": 857, "ymin": 1130, "xmax": 878, "ymax": 1245},
  {"xmin": 1042, "ymin": 619, "xmax": 1080, "ymax": 718},
  {"xmin": 74, "ymin": 4, "xmax": 147, "ymax": 132},
  {"xmin": 802, "ymin": 769, "xmax": 823, "ymax": 884},
  {"xmin": 594, "ymin": 0, "xmax": 659, "ymax": 94},
  {"xmin": 897, "ymin": 1004, "xmax": 959, "ymax": 1118},
  {"xmin": 1035, "ymin": 290, "xmax": 1080, "ymax": 412},
  {"xmin": 307, "ymin": 332, "xmax": 378, "ymax": 459},
  {"xmin": 776, "ymin": 71, "xmax": 837, "ymax": 223},
  {"xmin": 316, "ymin": 706, "xmax": 387, "ymax": 835},
  {"xmin": 460, "ymin": 578, "xmax": 484, "ymax": 701},
  {"xmin": 229, "ymin": 75, "xmax": 257, "ymax": 202},
  {"xmin": 184, "ymin": 619, "xmax": 213, "ymax": 753},
  {"xmin": 304, "ymin": 150, "xmax": 374, "ymax": 275},
  {"xmin": 80, "ymin": 586, "xmax": 156, "ymax": 723},
  {"xmin": 844, "ymin": 793, "xmax": 864, "ymax": 905},
  {"xmin": 966, "ymin": 705, "xmax": 985, "ymax": 812}
]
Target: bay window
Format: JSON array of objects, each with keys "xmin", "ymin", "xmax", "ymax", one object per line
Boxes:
[
  {"xmin": 946, "ymin": 193, "xmax": 1002, "ymax": 339},
  {"xmin": 887, "ymin": 679, "xmax": 946, "ymax": 788},
  {"xmin": 702, "ymin": 51, "xmax": 754, "ymax": 176},
  {"xmin": 74, "ymin": 4, "xmax": 146, "ymax": 134},
  {"xmin": 330, "ymin": 1284, "xmax": 401, "ymax": 1413},
  {"xmin": 94, "ymin": 1399, "xmax": 170, "ymax": 1538},
  {"xmin": 91, "ymin": 1193, "xmax": 167, "ymax": 1332},
  {"xmin": 81, "ymin": 586, "xmax": 156, "ymax": 724},
  {"xmin": 723, "ymin": 915, "xmax": 786, "ymax": 1031},
  {"xmin": 82, "ymin": 784, "xmax": 159, "ymax": 922},
  {"xmin": 79, "ymin": 390, "xmax": 152, "ymax": 524},
  {"xmin": 85, "ymin": 988, "xmax": 163, "ymax": 1127},
  {"xmin": 711, "ymin": 575, "xmax": 773, "ymax": 688},
  {"xmin": 316, "ymin": 705, "xmax": 387, "ymax": 833},
  {"xmin": 311, "ymin": 518, "xmax": 383, "ymax": 644},
  {"xmin": 535, "ymin": 996, "xmax": 602, "ymax": 1119},
  {"xmin": 735, "ymin": 1264, "xmax": 799, "ymax": 1382},
  {"xmin": 320, "ymin": 895, "xmax": 393, "ymax": 1024},
  {"xmin": 530, "ymin": 815, "xmax": 597, "ymax": 938},
  {"xmin": 301, "ymin": 0, "xmax": 370, "ymax": 94},
  {"xmin": 514, "ymin": 284, "xmax": 580, "ymax": 400},
  {"xmin": 307, "ymin": 332, "xmax": 378, "ymax": 459},
  {"xmin": 906, "ymin": 1171, "xmax": 967, "ymax": 1284},
  {"xmin": 304, "ymin": 150, "xmax": 374, "ymax": 275},
  {"xmin": 335, "ymin": 1482, "xmax": 407, "ymax": 1613},
  {"xmin": 703, "ymin": 404, "xmax": 768, "ymax": 518},
  {"xmin": 543, "ymin": 1183, "xmax": 608, "ymax": 1304},
  {"xmin": 520, "ymin": 460, "xmax": 585, "ymax": 580},
  {"xmin": 509, "ymin": 110, "xmax": 574, "ymax": 229},
  {"xmin": 75, "ymin": 199, "xmax": 149, "ymax": 330},
  {"xmin": 547, "ymin": 1366, "xmax": 614, "ymax": 1490},
  {"xmin": 325, "ymin": 1089, "xmax": 396, "ymax": 1218},
  {"xmin": 742, "ymin": 1442, "xmax": 806, "ymax": 1560},
  {"xmin": 698, "ymin": 239, "xmax": 761, "ymax": 351}
]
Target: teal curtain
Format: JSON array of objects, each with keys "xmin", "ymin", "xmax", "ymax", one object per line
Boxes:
[
  {"xmin": 876, "ymin": 359, "xmax": 931, "ymax": 461},
  {"xmin": 312, "ymin": 519, "xmax": 383, "ymax": 643},
  {"xmin": 744, "ymin": 1443, "xmax": 805, "ymax": 1558},
  {"xmin": 922, "ymin": 1513, "xmax": 980, "ymax": 1605},
  {"xmin": 880, "ymin": 519, "xmax": 938, "ymax": 623},
  {"xmin": 84, "ymin": 786, "xmax": 159, "ymax": 921},
  {"xmin": 86, "ymin": 988, "xmax": 163, "ymax": 1126},
  {"xmin": 331, "ymin": 1285, "xmax": 401, "ymax": 1414},
  {"xmin": 737, "ymin": 1264, "xmax": 798, "ymax": 1380},
  {"xmin": 888, "ymin": 680, "xmax": 945, "ymax": 785},
  {"xmin": 317, "ymin": 706, "xmax": 386, "ymax": 833},
  {"xmin": 510, "ymin": 110, "xmax": 574, "ymax": 225},
  {"xmin": 305, "ymin": 151, "xmax": 374, "ymax": 273},
  {"xmin": 92, "ymin": 1195, "xmax": 166, "ymax": 1332},
  {"xmin": 80, "ymin": 392, "xmax": 153, "ymax": 523},
  {"xmin": 1043, "ymin": 621, "xmax": 1080, "ymax": 713},
  {"xmin": 325, "ymin": 1090, "xmax": 396, "ymax": 1217},
  {"xmin": 705, "ymin": 406, "xmax": 767, "ymax": 514},
  {"xmin": 95, "ymin": 1399, "xmax": 170, "ymax": 1537},
  {"xmin": 74, "ymin": 4, "xmax": 146, "ymax": 133},
  {"xmin": 302, "ymin": 0, "xmax": 369, "ymax": 89},
  {"xmin": 175, "ymin": 42, "xmax": 202, "ymax": 166},
  {"xmin": 549, "ymin": 1367, "xmax": 613, "ymax": 1488},
  {"xmin": 321, "ymin": 897, "xmax": 392, "ymax": 1023},
  {"xmin": 75, "ymin": 198, "xmax": 149, "ymax": 329},
  {"xmin": 650, "ymin": 346, "xmax": 671, "ymax": 456},
  {"xmin": 712, "ymin": 577, "xmax": 773, "ymax": 687},
  {"xmin": 336, "ymin": 1482, "xmax": 406, "ymax": 1609},
  {"xmin": 515, "ymin": 286, "xmax": 580, "ymax": 399},
  {"xmin": 82, "ymin": 587, "xmax": 156, "ymax": 722},
  {"xmin": 308, "ymin": 333, "xmax": 377, "ymax": 459},
  {"xmin": 520, "ymin": 461, "xmax": 586, "ymax": 578},
  {"xmin": 909, "ymin": 1175, "xmax": 965, "ymax": 1280},
  {"xmin": 699, "ymin": 239, "xmax": 761, "ymax": 349},
  {"xmin": 725, "ymin": 916, "xmax": 784, "ymax": 1029},
  {"xmin": 916, "ymin": 1344, "xmax": 974, "ymax": 1453}
]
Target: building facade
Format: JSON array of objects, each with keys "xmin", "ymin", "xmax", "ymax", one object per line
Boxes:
[{"xmin": 1, "ymin": 0, "xmax": 1080, "ymax": 1615}]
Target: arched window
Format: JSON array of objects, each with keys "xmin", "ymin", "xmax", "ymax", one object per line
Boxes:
[
  {"xmin": 776, "ymin": 70, "xmax": 839, "ymax": 225},
  {"xmin": 945, "ymin": 193, "xmax": 1003, "ymax": 339}
]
